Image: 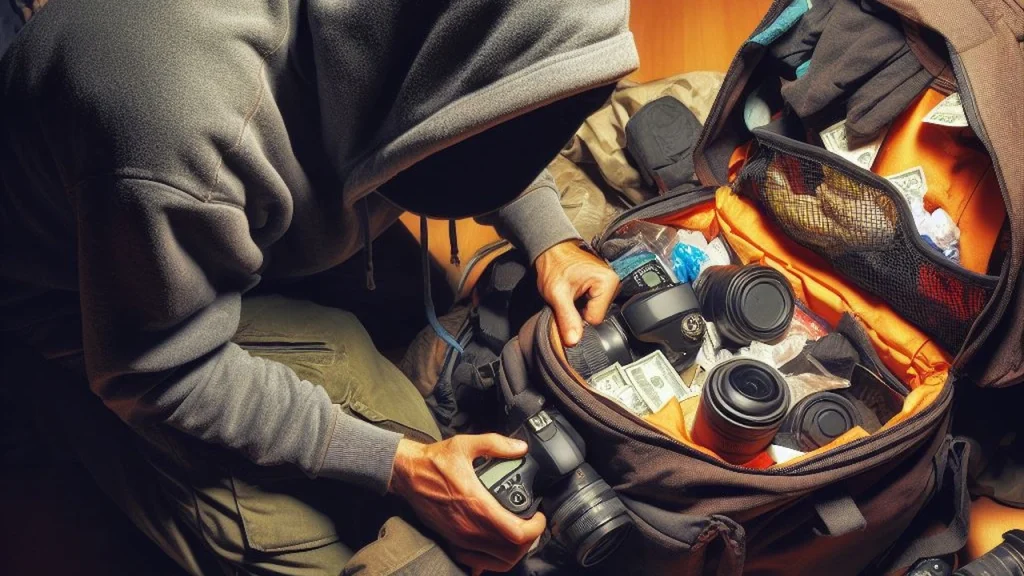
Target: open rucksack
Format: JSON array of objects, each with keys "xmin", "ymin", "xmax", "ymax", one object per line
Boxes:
[{"xmin": 407, "ymin": 1, "xmax": 1024, "ymax": 573}]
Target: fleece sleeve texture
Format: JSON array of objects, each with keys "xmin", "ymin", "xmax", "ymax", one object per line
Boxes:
[
  {"xmin": 77, "ymin": 178, "xmax": 400, "ymax": 493},
  {"xmin": 479, "ymin": 169, "xmax": 583, "ymax": 262}
]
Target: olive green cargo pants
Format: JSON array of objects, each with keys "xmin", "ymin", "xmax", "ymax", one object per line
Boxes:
[{"xmin": 29, "ymin": 295, "xmax": 464, "ymax": 576}]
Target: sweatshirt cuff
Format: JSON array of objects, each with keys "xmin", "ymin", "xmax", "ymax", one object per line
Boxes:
[
  {"xmin": 492, "ymin": 175, "xmax": 582, "ymax": 263},
  {"xmin": 317, "ymin": 405, "xmax": 403, "ymax": 494}
]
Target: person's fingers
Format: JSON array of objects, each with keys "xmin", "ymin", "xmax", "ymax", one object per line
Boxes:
[
  {"xmin": 520, "ymin": 512, "xmax": 547, "ymax": 543},
  {"xmin": 548, "ymin": 283, "xmax": 584, "ymax": 346},
  {"xmin": 582, "ymin": 270, "xmax": 618, "ymax": 326},
  {"xmin": 465, "ymin": 433, "xmax": 528, "ymax": 459}
]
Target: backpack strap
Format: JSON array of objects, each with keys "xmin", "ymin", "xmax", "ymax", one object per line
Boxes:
[
  {"xmin": 814, "ymin": 493, "xmax": 867, "ymax": 537},
  {"xmin": 873, "ymin": 436, "xmax": 971, "ymax": 572}
]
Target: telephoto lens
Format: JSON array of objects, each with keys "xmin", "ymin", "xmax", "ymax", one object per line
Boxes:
[
  {"xmin": 774, "ymin": 392, "xmax": 862, "ymax": 452},
  {"xmin": 692, "ymin": 358, "xmax": 791, "ymax": 465},
  {"xmin": 564, "ymin": 308, "xmax": 633, "ymax": 380},
  {"xmin": 694, "ymin": 264, "xmax": 795, "ymax": 347},
  {"xmin": 954, "ymin": 529, "xmax": 1024, "ymax": 576}
]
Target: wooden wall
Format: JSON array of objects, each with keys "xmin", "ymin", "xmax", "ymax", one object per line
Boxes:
[{"xmin": 629, "ymin": 0, "xmax": 773, "ymax": 82}]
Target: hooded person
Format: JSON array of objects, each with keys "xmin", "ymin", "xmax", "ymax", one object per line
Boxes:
[{"xmin": 0, "ymin": 1, "xmax": 637, "ymax": 574}]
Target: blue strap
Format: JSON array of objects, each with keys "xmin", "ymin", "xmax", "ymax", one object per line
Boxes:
[{"xmin": 421, "ymin": 217, "xmax": 465, "ymax": 355}]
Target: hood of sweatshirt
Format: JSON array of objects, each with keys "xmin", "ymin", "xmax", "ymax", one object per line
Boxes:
[{"xmin": 304, "ymin": 0, "xmax": 638, "ymax": 219}]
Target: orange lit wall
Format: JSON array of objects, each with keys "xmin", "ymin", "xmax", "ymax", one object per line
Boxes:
[{"xmin": 628, "ymin": 0, "xmax": 773, "ymax": 82}]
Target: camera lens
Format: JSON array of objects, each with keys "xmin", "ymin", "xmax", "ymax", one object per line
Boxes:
[
  {"xmin": 692, "ymin": 358, "xmax": 790, "ymax": 465},
  {"xmin": 544, "ymin": 463, "xmax": 633, "ymax": 567},
  {"xmin": 955, "ymin": 530, "xmax": 1024, "ymax": 576},
  {"xmin": 565, "ymin": 312, "xmax": 633, "ymax": 379},
  {"xmin": 775, "ymin": 392, "xmax": 862, "ymax": 451},
  {"xmin": 694, "ymin": 264, "xmax": 794, "ymax": 346}
]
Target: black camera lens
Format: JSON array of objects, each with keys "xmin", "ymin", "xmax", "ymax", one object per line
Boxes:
[
  {"xmin": 694, "ymin": 264, "xmax": 795, "ymax": 346},
  {"xmin": 692, "ymin": 358, "xmax": 790, "ymax": 465},
  {"xmin": 565, "ymin": 312, "xmax": 633, "ymax": 380},
  {"xmin": 775, "ymin": 392, "xmax": 862, "ymax": 452},
  {"xmin": 545, "ymin": 463, "xmax": 633, "ymax": 567},
  {"xmin": 955, "ymin": 530, "xmax": 1024, "ymax": 576}
]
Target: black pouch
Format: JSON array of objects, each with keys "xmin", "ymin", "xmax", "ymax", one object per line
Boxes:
[{"xmin": 625, "ymin": 96, "xmax": 703, "ymax": 194}]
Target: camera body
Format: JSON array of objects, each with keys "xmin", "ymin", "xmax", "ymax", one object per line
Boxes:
[
  {"xmin": 566, "ymin": 282, "xmax": 706, "ymax": 379},
  {"xmin": 475, "ymin": 408, "xmax": 632, "ymax": 567}
]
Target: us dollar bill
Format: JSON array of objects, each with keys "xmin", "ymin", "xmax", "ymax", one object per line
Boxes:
[
  {"xmin": 819, "ymin": 120, "xmax": 887, "ymax": 171},
  {"xmin": 588, "ymin": 363, "xmax": 653, "ymax": 417},
  {"xmin": 884, "ymin": 165, "xmax": 928, "ymax": 204},
  {"xmin": 622, "ymin": 350, "xmax": 698, "ymax": 412},
  {"xmin": 923, "ymin": 93, "xmax": 969, "ymax": 127}
]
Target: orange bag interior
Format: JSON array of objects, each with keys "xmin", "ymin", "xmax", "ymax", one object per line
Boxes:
[{"xmin": 556, "ymin": 188, "xmax": 953, "ymax": 468}]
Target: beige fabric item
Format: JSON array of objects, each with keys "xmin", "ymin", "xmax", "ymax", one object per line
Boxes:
[{"xmin": 562, "ymin": 71, "xmax": 726, "ymax": 206}]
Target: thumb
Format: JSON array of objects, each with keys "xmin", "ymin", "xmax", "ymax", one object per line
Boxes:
[
  {"xmin": 469, "ymin": 433, "xmax": 529, "ymax": 459},
  {"xmin": 549, "ymin": 285, "xmax": 584, "ymax": 347}
]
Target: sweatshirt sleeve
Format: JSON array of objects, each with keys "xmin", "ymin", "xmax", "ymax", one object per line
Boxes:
[
  {"xmin": 477, "ymin": 169, "xmax": 582, "ymax": 263},
  {"xmin": 76, "ymin": 177, "xmax": 400, "ymax": 493}
]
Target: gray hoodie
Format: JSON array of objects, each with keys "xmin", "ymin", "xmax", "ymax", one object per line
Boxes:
[{"xmin": 0, "ymin": 0, "xmax": 638, "ymax": 492}]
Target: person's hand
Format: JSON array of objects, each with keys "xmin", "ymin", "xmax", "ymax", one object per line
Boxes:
[
  {"xmin": 535, "ymin": 240, "xmax": 619, "ymax": 347},
  {"xmin": 389, "ymin": 435, "xmax": 546, "ymax": 574}
]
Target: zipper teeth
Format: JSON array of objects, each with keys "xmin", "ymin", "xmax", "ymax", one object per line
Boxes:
[
  {"xmin": 751, "ymin": 129, "xmax": 999, "ymax": 286},
  {"xmin": 538, "ymin": 308, "xmax": 949, "ymax": 476},
  {"xmin": 946, "ymin": 49, "xmax": 1015, "ymax": 368}
]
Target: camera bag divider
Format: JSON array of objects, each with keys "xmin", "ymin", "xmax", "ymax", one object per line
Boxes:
[{"xmin": 493, "ymin": 1, "xmax": 1024, "ymax": 573}]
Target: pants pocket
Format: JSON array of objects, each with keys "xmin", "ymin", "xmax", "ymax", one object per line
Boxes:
[{"xmin": 229, "ymin": 472, "xmax": 342, "ymax": 554}]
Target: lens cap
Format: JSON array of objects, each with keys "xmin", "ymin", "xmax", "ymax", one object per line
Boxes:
[
  {"xmin": 695, "ymin": 265, "xmax": 795, "ymax": 346},
  {"xmin": 692, "ymin": 358, "xmax": 790, "ymax": 465},
  {"xmin": 776, "ymin": 392, "xmax": 862, "ymax": 451}
]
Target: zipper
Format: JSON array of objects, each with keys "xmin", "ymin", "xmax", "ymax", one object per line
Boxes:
[
  {"xmin": 693, "ymin": 0, "xmax": 792, "ymax": 186},
  {"xmin": 456, "ymin": 239, "xmax": 511, "ymax": 297},
  {"xmin": 946, "ymin": 49, "xmax": 1016, "ymax": 370},
  {"xmin": 750, "ymin": 128, "xmax": 1000, "ymax": 287},
  {"xmin": 236, "ymin": 341, "xmax": 332, "ymax": 354},
  {"xmin": 594, "ymin": 186, "xmax": 718, "ymax": 250},
  {"xmin": 537, "ymin": 307, "xmax": 950, "ymax": 476}
]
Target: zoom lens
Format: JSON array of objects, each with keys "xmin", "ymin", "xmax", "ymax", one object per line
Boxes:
[
  {"xmin": 692, "ymin": 358, "xmax": 790, "ymax": 465},
  {"xmin": 955, "ymin": 530, "xmax": 1024, "ymax": 576},
  {"xmin": 544, "ymin": 463, "xmax": 633, "ymax": 567}
]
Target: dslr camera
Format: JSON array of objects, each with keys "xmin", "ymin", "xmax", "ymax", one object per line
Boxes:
[{"xmin": 475, "ymin": 407, "xmax": 633, "ymax": 567}]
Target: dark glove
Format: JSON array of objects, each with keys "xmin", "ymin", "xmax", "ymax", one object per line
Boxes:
[{"xmin": 771, "ymin": 0, "xmax": 934, "ymax": 139}]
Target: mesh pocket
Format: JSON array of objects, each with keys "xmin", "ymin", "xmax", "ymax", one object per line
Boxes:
[{"xmin": 734, "ymin": 136, "xmax": 997, "ymax": 353}]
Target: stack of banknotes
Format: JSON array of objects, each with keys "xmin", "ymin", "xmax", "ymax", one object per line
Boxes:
[{"xmin": 586, "ymin": 350, "xmax": 700, "ymax": 416}]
